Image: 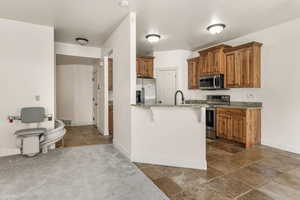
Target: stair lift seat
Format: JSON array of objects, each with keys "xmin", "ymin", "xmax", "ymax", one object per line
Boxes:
[{"xmin": 15, "ymin": 107, "xmax": 47, "ymax": 156}]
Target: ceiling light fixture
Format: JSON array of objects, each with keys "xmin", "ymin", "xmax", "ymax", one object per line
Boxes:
[
  {"xmin": 75, "ymin": 37, "xmax": 89, "ymax": 46},
  {"xmin": 118, "ymin": 0, "xmax": 129, "ymax": 7},
  {"xmin": 146, "ymin": 34, "xmax": 161, "ymax": 43},
  {"xmin": 207, "ymin": 23, "xmax": 226, "ymax": 35}
]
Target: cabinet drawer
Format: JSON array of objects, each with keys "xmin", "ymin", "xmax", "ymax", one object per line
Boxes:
[{"xmin": 217, "ymin": 107, "xmax": 246, "ymax": 116}]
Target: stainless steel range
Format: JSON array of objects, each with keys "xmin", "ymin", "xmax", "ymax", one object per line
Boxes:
[{"xmin": 206, "ymin": 95, "xmax": 230, "ymax": 139}]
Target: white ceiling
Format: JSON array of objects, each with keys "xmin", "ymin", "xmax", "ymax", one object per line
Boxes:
[{"xmin": 0, "ymin": 0, "xmax": 300, "ymax": 55}]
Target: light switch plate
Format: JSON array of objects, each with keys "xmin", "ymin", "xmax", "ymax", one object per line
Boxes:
[
  {"xmin": 247, "ymin": 93, "xmax": 255, "ymax": 99},
  {"xmin": 35, "ymin": 95, "xmax": 40, "ymax": 101}
]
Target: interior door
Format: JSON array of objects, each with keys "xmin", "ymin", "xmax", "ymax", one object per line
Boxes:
[
  {"xmin": 93, "ymin": 68, "xmax": 98, "ymax": 125},
  {"xmin": 156, "ymin": 69, "xmax": 177, "ymax": 105}
]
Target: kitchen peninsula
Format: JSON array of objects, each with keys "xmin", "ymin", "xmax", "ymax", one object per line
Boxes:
[{"xmin": 131, "ymin": 104, "xmax": 207, "ymax": 170}]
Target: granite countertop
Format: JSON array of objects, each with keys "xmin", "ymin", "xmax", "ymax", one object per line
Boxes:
[
  {"xmin": 131, "ymin": 103, "xmax": 208, "ymax": 108},
  {"xmin": 132, "ymin": 101, "xmax": 262, "ymax": 109},
  {"xmin": 185, "ymin": 100, "xmax": 262, "ymax": 109}
]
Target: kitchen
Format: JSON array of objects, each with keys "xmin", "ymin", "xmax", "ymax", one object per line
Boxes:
[{"xmin": 131, "ymin": 41, "xmax": 263, "ymax": 168}]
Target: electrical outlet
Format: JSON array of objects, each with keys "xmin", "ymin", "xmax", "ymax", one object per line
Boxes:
[
  {"xmin": 247, "ymin": 93, "xmax": 255, "ymax": 99},
  {"xmin": 35, "ymin": 95, "xmax": 40, "ymax": 101}
]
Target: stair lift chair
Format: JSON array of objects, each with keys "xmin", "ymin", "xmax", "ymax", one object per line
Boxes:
[{"xmin": 15, "ymin": 107, "xmax": 47, "ymax": 157}]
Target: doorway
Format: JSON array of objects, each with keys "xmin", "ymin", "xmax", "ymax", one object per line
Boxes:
[
  {"xmin": 156, "ymin": 68, "xmax": 177, "ymax": 105},
  {"xmin": 55, "ymin": 55, "xmax": 112, "ymax": 147}
]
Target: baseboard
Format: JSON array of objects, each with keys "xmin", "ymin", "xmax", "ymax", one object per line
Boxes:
[
  {"xmin": 262, "ymin": 140, "xmax": 300, "ymax": 154},
  {"xmin": 113, "ymin": 142, "xmax": 131, "ymax": 160},
  {"xmin": 0, "ymin": 148, "xmax": 20, "ymax": 157}
]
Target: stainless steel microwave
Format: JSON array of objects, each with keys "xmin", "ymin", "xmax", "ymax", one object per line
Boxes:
[{"xmin": 199, "ymin": 74, "xmax": 224, "ymax": 90}]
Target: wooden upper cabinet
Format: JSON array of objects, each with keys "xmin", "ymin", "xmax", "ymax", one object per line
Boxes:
[
  {"xmin": 224, "ymin": 42, "xmax": 262, "ymax": 88},
  {"xmin": 187, "ymin": 57, "xmax": 199, "ymax": 89},
  {"xmin": 225, "ymin": 51, "xmax": 241, "ymax": 88},
  {"xmin": 136, "ymin": 56, "xmax": 154, "ymax": 78},
  {"xmin": 108, "ymin": 58, "xmax": 113, "ymax": 91},
  {"xmin": 198, "ymin": 44, "xmax": 231, "ymax": 77}
]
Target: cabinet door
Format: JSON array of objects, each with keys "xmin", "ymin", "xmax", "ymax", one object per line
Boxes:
[
  {"xmin": 231, "ymin": 113, "xmax": 245, "ymax": 143},
  {"xmin": 239, "ymin": 47, "xmax": 253, "ymax": 87},
  {"xmin": 212, "ymin": 49, "xmax": 221, "ymax": 74},
  {"xmin": 207, "ymin": 51, "xmax": 214, "ymax": 74},
  {"xmin": 108, "ymin": 59, "xmax": 113, "ymax": 91},
  {"xmin": 217, "ymin": 113, "xmax": 231, "ymax": 139},
  {"xmin": 200, "ymin": 52, "xmax": 210, "ymax": 76},
  {"xmin": 225, "ymin": 52, "xmax": 241, "ymax": 88},
  {"xmin": 136, "ymin": 59, "xmax": 143, "ymax": 77},
  {"xmin": 144, "ymin": 59, "xmax": 154, "ymax": 78},
  {"xmin": 198, "ymin": 55, "xmax": 204, "ymax": 77},
  {"xmin": 188, "ymin": 59, "xmax": 198, "ymax": 89}
]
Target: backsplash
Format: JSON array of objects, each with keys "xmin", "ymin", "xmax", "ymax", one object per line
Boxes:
[{"xmin": 183, "ymin": 88, "xmax": 263, "ymax": 102}]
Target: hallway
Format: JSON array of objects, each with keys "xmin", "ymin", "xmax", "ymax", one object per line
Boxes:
[{"xmin": 58, "ymin": 125, "xmax": 112, "ymax": 148}]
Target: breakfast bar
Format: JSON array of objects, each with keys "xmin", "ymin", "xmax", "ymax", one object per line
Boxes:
[{"xmin": 131, "ymin": 104, "xmax": 207, "ymax": 170}]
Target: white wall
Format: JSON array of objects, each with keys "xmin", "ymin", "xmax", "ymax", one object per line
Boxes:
[
  {"xmin": 102, "ymin": 13, "xmax": 136, "ymax": 158},
  {"xmin": 55, "ymin": 42, "xmax": 101, "ymax": 59},
  {"xmin": 154, "ymin": 17, "xmax": 300, "ymax": 154},
  {"xmin": 153, "ymin": 50, "xmax": 192, "ymax": 96},
  {"xmin": 0, "ymin": 18, "xmax": 55, "ymax": 157},
  {"xmin": 56, "ymin": 64, "xmax": 94, "ymax": 126},
  {"xmin": 96, "ymin": 58, "xmax": 109, "ymax": 135}
]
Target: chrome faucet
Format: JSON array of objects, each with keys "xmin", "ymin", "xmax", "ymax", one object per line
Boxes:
[{"xmin": 174, "ymin": 90, "xmax": 185, "ymax": 105}]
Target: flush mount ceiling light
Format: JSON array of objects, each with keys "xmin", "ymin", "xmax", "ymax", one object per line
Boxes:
[
  {"xmin": 75, "ymin": 37, "xmax": 89, "ymax": 46},
  {"xmin": 146, "ymin": 34, "xmax": 161, "ymax": 43},
  {"xmin": 207, "ymin": 23, "xmax": 226, "ymax": 35},
  {"xmin": 118, "ymin": 0, "xmax": 129, "ymax": 7}
]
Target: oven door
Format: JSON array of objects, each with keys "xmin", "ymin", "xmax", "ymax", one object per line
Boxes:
[{"xmin": 206, "ymin": 107, "xmax": 216, "ymax": 139}]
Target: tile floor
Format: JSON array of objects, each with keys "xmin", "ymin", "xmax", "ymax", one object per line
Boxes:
[
  {"xmin": 135, "ymin": 139, "xmax": 300, "ymax": 200},
  {"xmin": 57, "ymin": 125, "xmax": 112, "ymax": 147}
]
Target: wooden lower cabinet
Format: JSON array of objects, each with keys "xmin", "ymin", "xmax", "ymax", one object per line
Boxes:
[
  {"xmin": 109, "ymin": 105, "xmax": 113, "ymax": 135},
  {"xmin": 217, "ymin": 107, "xmax": 261, "ymax": 148}
]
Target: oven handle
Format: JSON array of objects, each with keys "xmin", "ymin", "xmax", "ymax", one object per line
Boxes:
[{"xmin": 213, "ymin": 76, "xmax": 216, "ymax": 88}]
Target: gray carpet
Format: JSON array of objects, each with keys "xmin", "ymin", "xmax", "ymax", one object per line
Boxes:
[{"xmin": 0, "ymin": 145, "xmax": 169, "ymax": 200}]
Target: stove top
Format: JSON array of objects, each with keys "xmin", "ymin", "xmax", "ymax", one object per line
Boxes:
[{"xmin": 206, "ymin": 95, "xmax": 230, "ymax": 105}]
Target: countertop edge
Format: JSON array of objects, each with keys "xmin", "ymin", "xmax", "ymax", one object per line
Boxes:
[{"xmin": 131, "ymin": 104, "xmax": 262, "ymax": 109}]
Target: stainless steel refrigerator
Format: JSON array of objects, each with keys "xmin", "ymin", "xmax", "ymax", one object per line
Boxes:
[{"xmin": 136, "ymin": 78, "xmax": 157, "ymax": 104}]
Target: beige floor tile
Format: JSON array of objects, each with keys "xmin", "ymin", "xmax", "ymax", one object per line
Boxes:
[
  {"xmin": 206, "ymin": 176, "xmax": 252, "ymax": 199},
  {"xmin": 153, "ymin": 177, "xmax": 182, "ymax": 197},
  {"xmin": 227, "ymin": 167, "xmax": 271, "ymax": 188},
  {"xmin": 245, "ymin": 162, "xmax": 283, "ymax": 179},
  {"xmin": 186, "ymin": 184, "xmax": 231, "ymax": 200},
  {"xmin": 259, "ymin": 180, "xmax": 300, "ymax": 200},
  {"xmin": 273, "ymin": 173, "xmax": 300, "ymax": 191},
  {"xmin": 237, "ymin": 189, "xmax": 274, "ymax": 200},
  {"xmin": 256, "ymin": 154, "xmax": 300, "ymax": 172},
  {"xmin": 172, "ymin": 167, "xmax": 223, "ymax": 188},
  {"xmin": 288, "ymin": 167, "xmax": 300, "ymax": 178},
  {"xmin": 140, "ymin": 166, "xmax": 165, "ymax": 180},
  {"xmin": 152, "ymin": 165, "xmax": 184, "ymax": 178},
  {"xmin": 170, "ymin": 191, "xmax": 197, "ymax": 200},
  {"xmin": 61, "ymin": 125, "xmax": 112, "ymax": 147}
]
